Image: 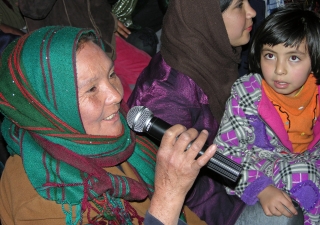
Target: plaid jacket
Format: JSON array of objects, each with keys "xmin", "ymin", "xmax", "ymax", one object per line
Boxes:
[{"xmin": 214, "ymin": 73, "xmax": 320, "ymax": 225}]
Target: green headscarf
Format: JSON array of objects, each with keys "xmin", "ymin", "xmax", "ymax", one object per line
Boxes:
[{"xmin": 0, "ymin": 26, "xmax": 157, "ymax": 224}]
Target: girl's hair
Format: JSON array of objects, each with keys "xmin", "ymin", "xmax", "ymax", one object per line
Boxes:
[
  {"xmin": 220, "ymin": 0, "xmax": 233, "ymax": 12},
  {"xmin": 248, "ymin": 4, "xmax": 320, "ymax": 84}
]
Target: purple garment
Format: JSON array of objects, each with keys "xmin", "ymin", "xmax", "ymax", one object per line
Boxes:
[
  {"xmin": 128, "ymin": 52, "xmax": 219, "ymax": 143},
  {"xmin": 128, "ymin": 52, "xmax": 245, "ymax": 225}
]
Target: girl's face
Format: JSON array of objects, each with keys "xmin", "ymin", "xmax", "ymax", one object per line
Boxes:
[
  {"xmin": 261, "ymin": 41, "xmax": 312, "ymax": 97},
  {"xmin": 222, "ymin": 0, "xmax": 256, "ymax": 47},
  {"xmin": 77, "ymin": 41, "xmax": 124, "ymax": 136}
]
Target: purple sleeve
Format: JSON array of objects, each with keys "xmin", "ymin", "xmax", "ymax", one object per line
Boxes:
[
  {"xmin": 214, "ymin": 75, "xmax": 277, "ymax": 201},
  {"xmin": 241, "ymin": 176, "xmax": 273, "ymax": 205}
]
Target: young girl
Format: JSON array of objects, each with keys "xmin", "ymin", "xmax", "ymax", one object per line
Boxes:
[{"xmin": 214, "ymin": 5, "xmax": 320, "ymax": 225}]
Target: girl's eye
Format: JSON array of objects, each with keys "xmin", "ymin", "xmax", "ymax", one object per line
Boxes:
[
  {"xmin": 265, "ymin": 53, "xmax": 274, "ymax": 59},
  {"xmin": 290, "ymin": 55, "xmax": 300, "ymax": 62}
]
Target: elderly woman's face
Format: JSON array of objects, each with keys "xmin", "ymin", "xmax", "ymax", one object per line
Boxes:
[{"xmin": 77, "ymin": 41, "xmax": 124, "ymax": 136}]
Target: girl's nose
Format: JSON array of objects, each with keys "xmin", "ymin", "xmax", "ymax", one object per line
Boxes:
[{"xmin": 275, "ymin": 60, "xmax": 287, "ymax": 75}]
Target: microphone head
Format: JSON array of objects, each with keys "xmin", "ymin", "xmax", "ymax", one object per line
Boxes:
[{"xmin": 127, "ymin": 106, "xmax": 153, "ymax": 132}]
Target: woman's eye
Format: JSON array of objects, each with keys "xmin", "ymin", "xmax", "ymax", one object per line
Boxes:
[
  {"xmin": 109, "ymin": 72, "xmax": 116, "ymax": 78},
  {"xmin": 88, "ymin": 86, "xmax": 97, "ymax": 93},
  {"xmin": 237, "ymin": 2, "xmax": 243, "ymax": 8}
]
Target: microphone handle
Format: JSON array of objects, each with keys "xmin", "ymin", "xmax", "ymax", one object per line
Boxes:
[{"xmin": 145, "ymin": 117, "xmax": 242, "ymax": 182}]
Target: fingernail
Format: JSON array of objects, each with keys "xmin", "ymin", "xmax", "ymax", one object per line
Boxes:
[{"xmin": 201, "ymin": 130, "xmax": 208, "ymax": 135}]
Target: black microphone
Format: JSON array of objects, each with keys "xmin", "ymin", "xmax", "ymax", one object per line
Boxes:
[{"xmin": 127, "ymin": 106, "xmax": 242, "ymax": 182}]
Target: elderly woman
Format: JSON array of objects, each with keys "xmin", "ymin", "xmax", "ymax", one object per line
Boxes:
[{"xmin": 0, "ymin": 26, "xmax": 215, "ymax": 225}]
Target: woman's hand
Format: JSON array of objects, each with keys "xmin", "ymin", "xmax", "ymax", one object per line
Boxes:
[
  {"xmin": 258, "ymin": 185, "xmax": 298, "ymax": 217},
  {"xmin": 115, "ymin": 20, "xmax": 131, "ymax": 38},
  {"xmin": 149, "ymin": 125, "xmax": 216, "ymax": 225}
]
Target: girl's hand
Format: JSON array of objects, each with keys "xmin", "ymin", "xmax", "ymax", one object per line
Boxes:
[
  {"xmin": 149, "ymin": 125, "xmax": 216, "ymax": 225},
  {"xmin": 258, "ymin": 185, "xmax": 298, "ymax": 217}
]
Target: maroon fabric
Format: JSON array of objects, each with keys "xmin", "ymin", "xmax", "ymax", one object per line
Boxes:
[
  {"xmin": 29, "ymin": 127, "xmax": 149, "ymax": 201},
  {"xmin": 114, "ymin": 35, "xmax": 151, "ymax": 102}
]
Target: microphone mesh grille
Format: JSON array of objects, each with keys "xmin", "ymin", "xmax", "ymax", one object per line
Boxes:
[{"xmin": 126, "ymin": 106, "xmax": 153, "ymax": 132}]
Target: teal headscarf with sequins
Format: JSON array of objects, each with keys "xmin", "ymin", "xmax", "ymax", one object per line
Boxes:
[{"xmin": 0, "ymin": 26, "xmax": 157, "ymax": 224}]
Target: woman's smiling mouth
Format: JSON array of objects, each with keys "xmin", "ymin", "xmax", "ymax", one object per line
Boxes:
[{"xmin": 103, "ymin": 112, "xmax": 119, "ymax": 121}]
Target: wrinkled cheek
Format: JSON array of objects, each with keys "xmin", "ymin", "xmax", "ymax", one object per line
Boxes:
[
  {"xmin": 80, "ymin": 109, "xmax": 95, "ymax": 133},
  {"xmin": 79, "ymin": 99, "xmax": 103, "ymax": 132}
]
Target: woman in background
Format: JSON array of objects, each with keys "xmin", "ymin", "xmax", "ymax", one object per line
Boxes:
[{"xmin": 128, "ymin": 0, "xmax": 256, "ymax": 224}]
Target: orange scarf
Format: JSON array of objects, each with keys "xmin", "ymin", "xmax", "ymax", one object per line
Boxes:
[{"xmin": 262, "ymin": 75, "xmax": 318, "ymax": 153}]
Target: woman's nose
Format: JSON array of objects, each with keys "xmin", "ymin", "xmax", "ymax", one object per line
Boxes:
[
  {"xmin": 103, "ymin": 82, "xmax": 123, "ymax": 105},
  {"xmin": 246, "ymin": 3, "xmax": 256, "ymax": 19}
]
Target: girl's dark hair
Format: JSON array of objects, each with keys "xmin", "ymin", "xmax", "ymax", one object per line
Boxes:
[
  {"xmin": 248, "ymin": 4, "xmax": 320, "ymax": 84},
  {"xmin": 220, "ymin": 0, "xmax": 233, "ymax": 12}
]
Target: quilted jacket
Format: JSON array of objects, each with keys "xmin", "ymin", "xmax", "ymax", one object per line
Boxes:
[{"xmin": 214, "ymin": 73, "xmax": 320, "ymax": 225}]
